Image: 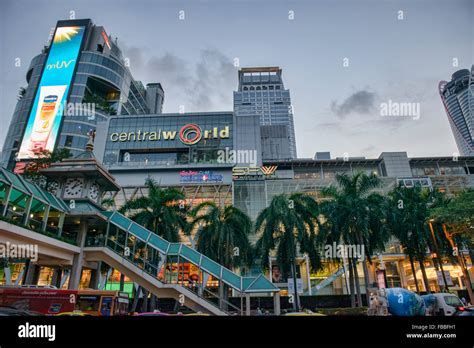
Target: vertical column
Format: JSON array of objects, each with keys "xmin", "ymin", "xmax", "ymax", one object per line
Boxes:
[
  {"xmin": 218, "ymin": 280, "xmax": 225, "ymax": 310},
  {"xmin": 57, "ymin": 213, "xmax": 65, "ymax": 237},
  {"xmin": 22, "ymin": 196, "xmax": 33, "ymax": 226},
  {"xmin": 2, "ymin": 185, "xmax": 12, "ymax": 217},
  {"xmin": 398, "ymin": 260, "xmax": 407, "ymax": 288},
  {"xmin": 245, "ymin": 293, "xmax": 251, "ymax": 316},
  {"xmin": 51, "ymin": 267, "xmax": 62, "ymax": 288},
  {"xmin": 273, "ymin": 292, "xmax": 281, "ymax": 316},
  {"xmin": 88, "ymin": 262, "xmax": 101, "ymax": 289},
  {"xmin": 24, "ymin": 263, "xmax": 40, "ymax": 285},
  {"xmin": 41, "ymin": 205, "xmax": 50, "ymax": 232},
  {"xmin": 68, "ymin": 219, "xmax": 88, "ymax": 289}
]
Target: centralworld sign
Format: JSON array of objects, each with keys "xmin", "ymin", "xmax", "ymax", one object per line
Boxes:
[{"xmin": 109, "ymin": 123, "xmax": 230, "ymax": 145}]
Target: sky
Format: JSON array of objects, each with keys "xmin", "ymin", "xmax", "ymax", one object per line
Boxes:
[{"xmin": 0, "ymin": 0, "xmax": 473, "ymax": 159}]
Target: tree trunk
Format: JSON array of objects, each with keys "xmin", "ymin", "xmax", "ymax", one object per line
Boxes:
[
  {"xmin": 348, "ymin": 257, "xmax": 356, "ymax": 308},
  {"xmin": 428, "ymin": 244, "xmax": 448, "ymax": 292},
  {"xmin": 408, "ymin": 254, "xmax": 420, "ymax": 294},
  {"xmin": 357, "ymin": 232, "xmax": 371, "ymax": 306},
  {"xmin": 428, "ymin": 223, "xmax": 449, "ymax": 291},
  {"xmin": 361, "ymin": 257, "xmax": 371, "ymax": 306},
  {"xmin": 418, "ymin": 256, "xmax": 431, "ymax": 294},
  {"xmin": 352, "ymin": 258, "xmax": 363, "ymax": 307},
  {"xmin": 289, "ymin": 233, "xmax": 300, "ymax": 312},
  {"xmin": 291, "ymin": 257, "xmax": 300, "ymax": 312}
]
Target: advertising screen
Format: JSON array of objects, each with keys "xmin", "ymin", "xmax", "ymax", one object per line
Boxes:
[{"xmin": 18, "ymin": 25, "xmax": 86, "ymax": 159}]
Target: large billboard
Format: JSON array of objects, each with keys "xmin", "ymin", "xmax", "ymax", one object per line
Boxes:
[{"xmin": 18, "ymin": 25, "xmax": 86, "ymax": 159}]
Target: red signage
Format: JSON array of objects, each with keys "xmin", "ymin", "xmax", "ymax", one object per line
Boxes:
[{"xmin": 179, "ymin": 124, "xmax": 202, "ymax": 145}]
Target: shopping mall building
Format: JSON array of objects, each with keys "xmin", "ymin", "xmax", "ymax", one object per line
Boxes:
[
  {"xmin": 91, "ymin": 114, "xmax": 474, "ymax": 296},
  {"xmin": 0, "ymin": 18, "xmax": 473, "ymax": 305}
]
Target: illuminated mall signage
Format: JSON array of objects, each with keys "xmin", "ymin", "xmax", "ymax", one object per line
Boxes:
[
  {"xmin": 110, "ymin": 123, "xmax": 230, "ymax": 145},
  {"xmin": 232, "ymin": 166, "xmax": 278, "ymax": 178},
  {"xmin": 179, "ymin": 170, "xmax": 223, "ymax": 183},
  {"xmin": 18, "ymin": 25, "xmax": 87, "ymax": 159}
]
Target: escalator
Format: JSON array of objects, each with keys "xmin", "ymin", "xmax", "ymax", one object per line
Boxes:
[{"xmin": 84, "ymin": 211, "xmax": 279, "ymax": 315}]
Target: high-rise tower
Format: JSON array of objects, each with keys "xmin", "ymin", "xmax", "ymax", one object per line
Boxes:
[
  {"xmin": 439, "ymin": 66, "xmax": 474, "ymax": 156},
  {"xmin": 233, "ymin": 67, "xmax": 297, "ymax": 160},
  {"xmin": 1, "ymin": 19, "xmax": 164, "ymax": 169}
]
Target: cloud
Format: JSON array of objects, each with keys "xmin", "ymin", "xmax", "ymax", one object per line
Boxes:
[
  {"xmin": 121, "ymin": 45, "xmax": 236, "ymax": 111},
  {"xmin": 330, "ymin": 90, "xmax": 377, "ymax": 118},
  {"xmin": 183, "ymin": 48, "xmax": 236, "ymax": 110}
]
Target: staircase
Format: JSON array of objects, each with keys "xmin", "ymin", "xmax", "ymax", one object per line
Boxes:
[{"xmin": 84, "ymin": 211, "xmax": 279, "ymax": 315}]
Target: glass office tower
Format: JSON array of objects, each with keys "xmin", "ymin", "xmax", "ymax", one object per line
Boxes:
[
  {"xmin": 233, "ymin": 67, "xmax": 297, "ymax": 160},
  {"xmin": 439, "ymin": 66, "xmax": 474, "ymax": 156},
  {"xmin": 1, "ymin": 19, "xmax": 163, "ymax": 169}
]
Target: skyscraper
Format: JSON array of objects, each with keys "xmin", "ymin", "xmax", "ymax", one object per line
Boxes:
[
  {"xmin": 1, "ymin": 19, "xmax": 163, "ymax": 169},
  {"xmin": 233, "ymin": 67, "xmax": 297, "ymax": 160},
  {"xmin": 439, "ymin": 66, "xmax": 474, "ymax": 156}
]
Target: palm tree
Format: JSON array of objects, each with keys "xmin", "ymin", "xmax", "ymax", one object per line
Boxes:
[
  {"xmin": 386, "ymin": 186, "xmax": 433, "ymax": 294},
  {"xmin": 190, "ymin": 202, "xmax": 254, "ymax": 270},
  {"xmin": 190, "ymin": 202, "xmax": 253, "ymax": 311},
  {"xmin": 321, "ymin": 172, "xmax": 386, "ymax": 307},
  {"xmin": 120, "ymin": 177, "xmax": 190, "ymax": 312},
  {"xmin": 430, "ymin": 189, "xmax": 474, "ymax": 303},
  {"xmin": 254, "ymin": 193, "xmax": 322, "ymax": 311},
  {"xmin": 119, "ymin": 177, "xmax": 189, "ymax": 243}
]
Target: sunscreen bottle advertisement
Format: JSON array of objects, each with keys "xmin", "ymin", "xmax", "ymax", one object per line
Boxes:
[{"xmin": 18, "ymin": 26, "xmax": 86, "ymax": 159}]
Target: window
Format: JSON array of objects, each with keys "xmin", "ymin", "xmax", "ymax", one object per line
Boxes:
[
  {"xmin": 65, "ymin": 136, "xmax": 73, "ymax": 147},
  {"xmin": 440, "ymin": 166, "xmax": 465, "ymax": 175},
  {"xmin": 443, "ymin": 295, "xmax": 463, "ymax": 307},
  {"xmin": 424, "ymin": 167, "xmax": 436, "ymax": 175},
  {"xmin": 77, "ymin": 295, "xmax": 100, "ymax": 311}
]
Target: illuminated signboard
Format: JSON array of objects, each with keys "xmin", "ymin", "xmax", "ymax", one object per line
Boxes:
[
  {"xmin": 180, "ymin": 170, "xmax": 223, "ymax": 183},
  {"xmin": 109, "ymin": 124, "xmax": 230, "ymax": 144},
  {"xmin": 18, "ymin": 25, "xmax": 86, "ymax": 159},
  {"xmin": 232, "ymin": 166, "xmax": 278, "ymax": 178}
]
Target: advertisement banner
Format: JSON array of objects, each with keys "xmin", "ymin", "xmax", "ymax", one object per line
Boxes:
[
  {"xmin": 436, "ymin": 270, "xmax": 454, "ymax": 286},
  {"xmin": 18, "ymin": 25, "xmax": 86, "ymax": 159}
]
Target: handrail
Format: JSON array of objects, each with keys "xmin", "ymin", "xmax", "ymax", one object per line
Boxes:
[
  {"xmin": 86, "ymin": 235, "xmax": 237, "ymax": 315},
  {"xmin": 102, "ymin": 211, "xmax": 279, "ymax": 294}
]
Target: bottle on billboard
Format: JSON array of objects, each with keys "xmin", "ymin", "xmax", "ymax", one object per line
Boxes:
[{"xmin": 27, "ymin": 85, "xmax": 67, "ymax": 154}]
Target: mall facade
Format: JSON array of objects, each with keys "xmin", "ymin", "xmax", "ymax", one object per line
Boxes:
[
  {"xmin": 1, "ymin": 18, "xmax": 473, "ymax": 302},
  {"xmin": 91, "ymin": 115, "xmax": 474, "ymax": 296}
]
